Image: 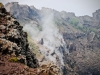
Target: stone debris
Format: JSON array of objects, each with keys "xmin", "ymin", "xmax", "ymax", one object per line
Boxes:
[{"xmin": 38, "ymin": 64, "xmax": 61, "ymax": 75}]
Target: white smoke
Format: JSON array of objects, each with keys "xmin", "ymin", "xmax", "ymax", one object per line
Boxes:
[{"xmin": 23, "ymin": 8, "xmax": 68, "ymax": 67}]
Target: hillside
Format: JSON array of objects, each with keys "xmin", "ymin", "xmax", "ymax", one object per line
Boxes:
[
  {"xmin": 4, "ymin": 2, "xmax": 100, "ymax": 75},
  {"xmin": 0, "ymin": 3, "xmax": 61, "ymax": 75}
]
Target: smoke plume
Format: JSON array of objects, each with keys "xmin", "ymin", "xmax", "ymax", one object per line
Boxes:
[{"xmin": 23, "ymin": 8, "xmax": 68, "ymax": 67}]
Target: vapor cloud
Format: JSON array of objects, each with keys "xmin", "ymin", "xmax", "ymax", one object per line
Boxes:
[{"xmin": 23, "ymin": 8, "xmax": 68, "ymax": 67}]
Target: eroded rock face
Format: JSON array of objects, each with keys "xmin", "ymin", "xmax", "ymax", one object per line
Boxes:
[
  {"xmin": 63, "ymin": 32, "xmax": 100, "ymax": 75},
  {"xmin": 5, "ymin": 2, "xmax": 40, "ymax": 22},
  {"xmin": 0, "ymin": 3, "xmax": 39, "ymax": 68},
  {"xmin": 93, "ymin": 9, "xmax": 100, "ymax": 20}
]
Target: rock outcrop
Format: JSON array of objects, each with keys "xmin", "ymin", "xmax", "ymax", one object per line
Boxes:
[
  {"xmin": 0, "ymin": 3, "xmax": 39, "ymax": 68},
  {"xmin": 5, "ymin": 2, "xmax": 40, "ymax": 24},
  {"xmin": 38, "ymin": 64, "xmax": 61, "ymax": 75}
]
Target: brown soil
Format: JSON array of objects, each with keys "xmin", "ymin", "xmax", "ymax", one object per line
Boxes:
[{"xmin": 0, "ymin": 53, "xmax": 38, "ymax": 75}]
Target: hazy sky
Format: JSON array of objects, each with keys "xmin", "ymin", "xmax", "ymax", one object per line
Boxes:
[{"xmin": 2, "ymin": 0, "xmax": 100, "ymax": 16}]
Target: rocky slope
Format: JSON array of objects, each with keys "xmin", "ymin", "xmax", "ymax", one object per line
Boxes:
[
  {"xmin": 0, "ymin": 3, "xmax": 39, "ymax": 75},
  {"xmin": 0, "ymin": 2, "xmax": 39, "ymax": 67},
  {"xmin": 4, "ymin": 2, "xmax": 100, "ymax": 75},
  {"xmin": 0, "ymin": 3, "xmax": 61, "ymax": 75}
]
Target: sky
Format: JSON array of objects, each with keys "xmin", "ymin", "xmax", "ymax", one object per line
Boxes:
[{"xmin": 1, "ymin": 0, "xmax": 100, "ymax": 16}]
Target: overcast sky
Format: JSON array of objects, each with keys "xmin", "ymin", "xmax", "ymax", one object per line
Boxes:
[{"xmin": 2, "ymin": 0, "xmax": 100, "ymax": 16}]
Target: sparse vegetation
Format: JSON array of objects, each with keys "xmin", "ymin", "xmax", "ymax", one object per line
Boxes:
[
  {"xmin": 8, "ymin": 57, "xmax": 18, "ymax": 62},
  {"xmin": 28, "ymin": 36, "xmax": 41, "ymax": 56},
  {"xmin": 68, "ymin": 18, "xmax": 79, "ymax": 26}
]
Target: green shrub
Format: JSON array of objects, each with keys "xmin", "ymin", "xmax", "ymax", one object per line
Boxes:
[
  {"xmin": 8, "ymin": 57, "xmax": 18, "ymax": 62},
  {"xmin": 69, "ymin": 18, "xmax": 79, "ymax": 26}
]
